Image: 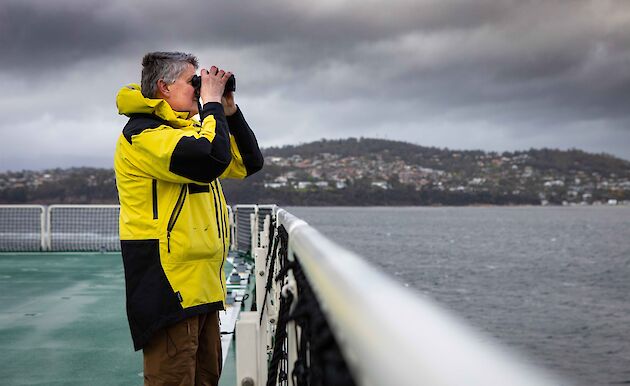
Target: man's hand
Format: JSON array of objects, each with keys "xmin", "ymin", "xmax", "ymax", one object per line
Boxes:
[
  {"xmin": 222, "ymin": 91, "xmax": 237, "ymax": 116},
  {"xmin": 200, "ymin": 66, "xmax": 232, "ymax": 105}
]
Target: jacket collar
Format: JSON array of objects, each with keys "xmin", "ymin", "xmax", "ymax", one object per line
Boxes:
[{"xmin": 116, "ymin": 84, "xmax": 197, "ymax": 128}]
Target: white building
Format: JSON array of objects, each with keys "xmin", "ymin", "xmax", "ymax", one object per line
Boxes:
[{"xmin": 371, "ymin": 181, "xmax": 389, "ymax": 190}]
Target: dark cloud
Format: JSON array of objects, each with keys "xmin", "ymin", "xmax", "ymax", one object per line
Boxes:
[
  {"xmin": 1, "ymin": 0, "xmax": 629, "ymax": 171},
  {"xmin": 0, "ymin": 1, "xmax": 133, "ymax": 71}
]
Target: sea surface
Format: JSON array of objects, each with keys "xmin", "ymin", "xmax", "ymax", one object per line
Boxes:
[{"xmin": 286, "ymin": 206, "xmax": 630, "ymax": 386}]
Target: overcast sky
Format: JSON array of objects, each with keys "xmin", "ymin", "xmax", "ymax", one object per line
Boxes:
[{"xmin": 1, "ymin": 0, "xmax": 629, "ymax": 171}]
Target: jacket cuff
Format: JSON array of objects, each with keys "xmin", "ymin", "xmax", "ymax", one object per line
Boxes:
[
  {"xmin": 226, "ymin": 106, "xmax": 246, "ymax": 133},
  {"xmin": 200, "ymin": 102, "xmax": 226, "ymax": 123}
]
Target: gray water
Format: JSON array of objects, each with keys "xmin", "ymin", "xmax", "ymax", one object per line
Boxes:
[{"xmin": 287, "ymin": 206, "xmax": 630, "ymax": 386}]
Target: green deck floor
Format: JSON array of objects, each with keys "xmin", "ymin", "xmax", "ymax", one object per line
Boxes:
[{"xmin": 0, "ymin": 253, "xmax": 237, "ymax": 386}]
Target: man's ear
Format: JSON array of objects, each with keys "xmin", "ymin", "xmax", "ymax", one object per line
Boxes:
[{"xmin": 156, "ymin": 79, "xmax": 170, "ymax": 97}]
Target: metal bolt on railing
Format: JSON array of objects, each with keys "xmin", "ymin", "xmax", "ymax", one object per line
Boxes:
[{"xmin": 240, "ymin": 377, "xmax": 255, "ymax": 386}]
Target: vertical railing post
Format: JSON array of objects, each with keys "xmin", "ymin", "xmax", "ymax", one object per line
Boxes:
[
  {"xmin": 256, "ymin": 214, "xmax": 271, "ymax": 384},
  {"xmin": 236, "ymin": 312, "xmax": 259, "ymax": 386},
  {"xmin": 285, "ymin": 268, "xmax": 298, "ymax": 386},
  {"xmin": 46, "ymin": 205, "xmax": 53, "ymax": 252},
  {"xmin": 233, "ymin": 205, "xmax": 239, "ymax": 253},
  {"xmin": 39, "ymin": 205, "xmax": 47, "ymax": 251},
  {"xmin": 249, "ymin": 205, "xmax": 259, "ymax": 253},
  {"xmin": 255, "ymin": 215, "xmax": 270, "ymax": 312}
]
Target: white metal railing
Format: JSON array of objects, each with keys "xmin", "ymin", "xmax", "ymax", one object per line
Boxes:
[
  {"xmin": 237, "ymin": 208, "xmax": 563, "ymax": 386},
  {"xmin": 47, "ymin": 204, "xmax": 120, "ymax": 252},
  {"xmin": 0, "ymin": 204, "xmax": 235, "ymax": 252},
  {"xmin": 234, "ymin": 204, "xmax": 258, "ymax": 253},
  {"xmin": 0, "ymin": 204, "xmax": 46, "ymax": 252},
  {"xmin": 226, "ymin": 205, "xmax": 235, "ymax": 251},
  {"xmin": 0, "ymin": 203, "xmax": 566, "ymax": 385}
]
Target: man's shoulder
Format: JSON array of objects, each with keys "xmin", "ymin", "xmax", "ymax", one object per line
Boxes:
[{"xmin": 123, "ymin": 114, "xmax": 169, "ymax": 144}]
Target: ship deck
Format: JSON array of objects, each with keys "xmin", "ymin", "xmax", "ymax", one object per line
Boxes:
[{"xmin": 0, "ymin": 252, "xmax": 242, "ymax": 386}]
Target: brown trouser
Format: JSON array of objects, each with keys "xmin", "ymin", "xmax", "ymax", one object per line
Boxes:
[{"xmin": 143, "ymin": 312, "xmax": 222, "ymax": 386}]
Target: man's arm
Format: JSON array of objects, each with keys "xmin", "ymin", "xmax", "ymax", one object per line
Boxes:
[
  {"xmin": 123, "ymin": 102, "xmax": 232, "ymax": 183},
  {"xmin": 220, "ymin": 106, "xmax": 264, "ymax": 179},
  {"xmin": 169, "ymin": 102, "xmax": 232, "ymax": 182}
]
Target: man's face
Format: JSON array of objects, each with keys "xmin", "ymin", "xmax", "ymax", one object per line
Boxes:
[{"xmin": 164, "ymin": 63, "xmax": 198, "ymax": 117}]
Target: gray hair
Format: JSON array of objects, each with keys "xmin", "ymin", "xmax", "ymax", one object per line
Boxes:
[{"xmin": 141, "ymin": 52, "xmax": 199, "ymax": 98}]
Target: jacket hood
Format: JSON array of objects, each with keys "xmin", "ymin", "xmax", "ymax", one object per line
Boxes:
[{"xmin": 116, "ymin": 84, "xmax": 196, "ymax": 128}]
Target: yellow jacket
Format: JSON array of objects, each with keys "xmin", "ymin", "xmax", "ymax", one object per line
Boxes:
[{"xmin": 114, "ymin": 84, "xmax": 263, "ymax": 350}]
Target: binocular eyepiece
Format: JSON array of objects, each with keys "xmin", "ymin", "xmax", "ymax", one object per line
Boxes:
[{"xmin": 191, "ymin": 74, "xmax": 236, "ymax": 97}]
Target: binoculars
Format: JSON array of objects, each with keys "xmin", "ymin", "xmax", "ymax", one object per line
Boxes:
[{"xmin": 191, "ymin": 74, "xmax": 236, "ymax": 97}]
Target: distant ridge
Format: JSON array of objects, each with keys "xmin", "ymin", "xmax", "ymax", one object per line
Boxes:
[
  {"xmin": 1, "ymin": 138, "xmax": 629, "ymax": 205},
  {"xmin": 264, "ymin": 137, "xmax": 630, "ymax": 175}
]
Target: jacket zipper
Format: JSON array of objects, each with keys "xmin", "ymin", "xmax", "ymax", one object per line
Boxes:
[
  {"xmin": 217, "ymin": 181, "xmax": 229, "ymax": 245},
  {"xmin": 209, "ymin": 183, "xmax": 223, "ymax": 239},
  {"xmin": 211, "ymin": 181, "xmax": 226, "ymax": 296},
  {"xmin": 219, "ymin": 255, "xmax": 225, "ymax": 296},
  {"xmin": 167, "ymin": 185, "xmax": 188, "ymax": 253},
  {"xmin": 152, "ymin": 179, "xmax": 158, "ymax": 220}
]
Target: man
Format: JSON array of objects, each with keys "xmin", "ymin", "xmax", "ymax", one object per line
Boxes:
[{"xmin": 114, "ymin": 52, "xmax": 263, "ymax": 385}]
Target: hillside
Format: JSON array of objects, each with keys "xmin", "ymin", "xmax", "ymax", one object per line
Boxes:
[{"xmin": 1, "ymin": 138, "xmax": 629, "ymax": 205}]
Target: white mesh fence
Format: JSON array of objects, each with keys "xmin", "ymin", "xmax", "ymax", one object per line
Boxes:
[
  {"xmin": 48, "ymin": 205, "xmax": 120, "ymax": 252},
  {"xmin": 0, "ymin": 205, "xmax": 45, "ymax": 252},
  {"xmin": 235, "ymin": 205, "xmax": 257, "ymax": 253},
  {"xmin": 257, "ymin": 205, "xmax": 276, "ymax": 247},
  {"xmin": 0, "ymin": 204, "xmax": 247, "ymax": 253}
]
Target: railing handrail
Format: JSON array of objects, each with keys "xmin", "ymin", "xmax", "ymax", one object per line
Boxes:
[
  {"xmin": 276, "ymin": 208, "xmax": 561, "ymax": 386},
  {"xmin": 0, "ymin": 204, "xmax": 47, "ymax": 208}
]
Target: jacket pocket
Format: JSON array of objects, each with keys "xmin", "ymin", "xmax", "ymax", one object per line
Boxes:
[
  {"xmin": 166, "ymin": 184, "xmax": 188, "ymax": 253},
  {"xmin": 152, "ymin": 179, "xmax": 158, "ymax": 220}
]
